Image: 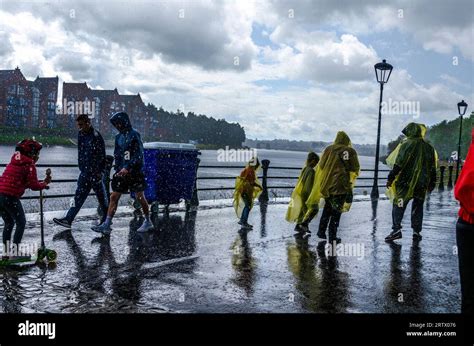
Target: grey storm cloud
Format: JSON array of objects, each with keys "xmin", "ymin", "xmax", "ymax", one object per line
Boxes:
[
  {"xmin": 266, "ymin": 0, "xmax": 474, "ymax": 59},
  {"xmin": 55, "ymin": 52, "xmax": 95, "ymax": 80},
  {"xmin": 2, "ymin": 0, "xmax": 257, "ymax": 71},
  {"xmin": 0, "ymin": 32, "xmax": 13, "ymax": 57}
]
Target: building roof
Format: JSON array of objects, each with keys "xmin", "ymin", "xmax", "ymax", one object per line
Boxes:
[
  {"xmin": 32, "ymin": 76, "xmax": 59, "ymax": 89},
  {"xmin": 120, "ymin": 93, "xmax": 143, "ymax": 104},
  {"xmin": 0, "ymin": 67, "xmax": 25, "ymax": 83},
  {"xmin": 63, "ymin": 82, "xmax": 91, "ymax": 95},
  {"xmin": 91, "ymin": 88, "xmax": 119, "ymax": 98}
]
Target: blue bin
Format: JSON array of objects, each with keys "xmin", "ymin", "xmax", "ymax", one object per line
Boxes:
[{"xmin": 140, "ymin": 142, "xmax": 200, "ymax": 205}]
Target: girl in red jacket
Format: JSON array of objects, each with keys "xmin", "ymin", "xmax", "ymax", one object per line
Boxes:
[
  {"xmin": 0, "ymin": 139, "xmax": 51, "ymax": 257},
  {"xmin": 454, "ymin": 128, "xmax": 474, "ymax": 314}
]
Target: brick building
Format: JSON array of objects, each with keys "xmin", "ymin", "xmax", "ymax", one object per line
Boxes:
[
  {"xmin": 0, "ymin": 67, "xmax": 149, "ymax": 138},
  {"xmin": 62, "ymin": 82, "xmax": 149, "ymax": 138},
  {"xmin": 0, "ymin": 67, "xmax": 58, "ymax": 128}
]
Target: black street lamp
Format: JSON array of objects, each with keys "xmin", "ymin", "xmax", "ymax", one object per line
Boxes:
[
  {"xmin": 455, "ymin": 100, "xmax": 468, "ymax": 183},
  {"xmin": 371, "ymin": 59, "xmax": 393, "ymax": 200}
]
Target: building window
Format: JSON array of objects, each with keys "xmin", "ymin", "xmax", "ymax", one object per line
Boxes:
[
  {"xmin": 32, "ymin": 87, "xmax": 40, "ymax": 126},
  {"xmin": 45, "ymin": 101, "xmax": 55, "ymax": 128},
  {"xmin": 93, "ymin": 97, "xmax": 101, "ymax": 128},
  {"xmin": 8, "ymin": 85, "xmax": 16, "ymax": 94},
  {"xmin": 18, "ymin": 86, "xmax": 25, "ymax": 95}
]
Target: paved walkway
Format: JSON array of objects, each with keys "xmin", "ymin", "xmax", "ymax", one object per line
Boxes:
[{"xmin": 0, "ymin": 191, "xmax": 461, "ymax": 313}]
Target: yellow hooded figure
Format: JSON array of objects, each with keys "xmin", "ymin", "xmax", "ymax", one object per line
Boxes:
[
  {"xmin": 384, "ymin": 123, "xmax": 438, "ymax": 242},
  {"xmin": 233, "ymin": 158, "xmax": 263, "ymax": 228},
  {"xmin": 385, "ymin": 122, "xmax": 438, "ymax": 204},
  {"xmin": 306, "ymin": 131, "xmax": 360, "ymax": 213},
  {"xmin": 286, "ymin": 152, "xmax": 320, "ymax": 229}
]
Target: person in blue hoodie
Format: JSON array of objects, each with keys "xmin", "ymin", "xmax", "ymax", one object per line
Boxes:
[
  {"xmin": 53, "ymin": 114, "xmax": 109, "ymax": 229},
  {"xmin": 92, "ymin": 111, "xmax": 153, "ymax": 234}
]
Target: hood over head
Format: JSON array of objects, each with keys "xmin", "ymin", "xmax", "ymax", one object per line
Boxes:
[
  {"xmin": 402, "ymin": 122, "xmax": 427, "ymax": 139},
  {"xmin": 110, "ymin": 112, "xmax": 132, "ymax": 132},
  {"xmin": 334, "ymin": 131, "xmax": 351, "ymax": 146}
]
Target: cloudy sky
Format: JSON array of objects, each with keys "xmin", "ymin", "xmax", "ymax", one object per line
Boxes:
[{"xmin": 0, "ymin": 0, "xmax": 472, "ymax": 144}]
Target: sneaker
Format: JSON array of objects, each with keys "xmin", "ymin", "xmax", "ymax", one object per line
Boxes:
[
  {"xmin": 413, "ymin": 231, "xmax": 422, "ymax": 241},
  {"xmin": 240, "ymin": 222, "xmax": 253, "ymax": 230},
  {"xmin": 92, "ymin": 222, "xmax": 112, "ymax": 235},
  {"xmin": 53, "ymin": 217, "xmax": 71, "ymax": 229},
  {"xmin": 137, "ymin": 219, "xmax": 154, "ymax": 233},
  {"xmin": 385, "ymin": 230, "xmax": 402, "ymax": 242}
]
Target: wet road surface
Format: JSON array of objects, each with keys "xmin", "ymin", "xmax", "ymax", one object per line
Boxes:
[{"xmin": 0, "ymin": 191, "xmax": 461, "ymax": 313}]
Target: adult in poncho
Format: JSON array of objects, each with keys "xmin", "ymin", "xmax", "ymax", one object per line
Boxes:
[
  {"xmin": 233, "ymin": 158, "xmax": 262, "ymax": 229},
  {"xmin": 286, "ymin": 152, "xmax": 320, "ymax": 234},
  {"xmin": 384, "ymin": 123, "xmax": 437, "ymax": 242},
  {"xmin": 454, "ymin": 128, "xmax": 474, "ymax": 314},
  {"xmin": 306, "ymin": 131, "xmax": 360, "ymax": 243}
]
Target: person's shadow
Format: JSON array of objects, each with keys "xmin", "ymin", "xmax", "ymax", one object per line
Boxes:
[
  {"xmin": 315, "ymin": 240, "xmax": 350, "ymax": 313},
  {"xmin": 383, "ymin": 241, "xmax": 424, "ymax": 312},
  {"xmin": 230, "ymin": 228, "xmax": 256, "ymax": 297},
  {"xmin": 52, "ymin": 209, "xmax": 198, "ymax": 311},
  {"xmin": 287, "ymin": 234, "xmax": 321, "ymax": 312}
]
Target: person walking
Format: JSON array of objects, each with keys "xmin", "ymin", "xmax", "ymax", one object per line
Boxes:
[
  {"xmin": 53, "ymin": 114, "xmax": 109, "ymax": 229},
  {"xmin": 233, "ymin": 158, "xmax": 262, "ymax": 230},
  {"xmin": 306, "ymin": 131, "xmax": 360, "ymax": 244},
  {"xmin": 384, "ymin": 123, "xmax": 437, "ymax": 242},
  {"xmin": 92, "ymin": 112, "xmax": 153, "ymax": 235},
  {"xmin": 286, "ymin": 152, "xmax": 320, "ymax": 234}
]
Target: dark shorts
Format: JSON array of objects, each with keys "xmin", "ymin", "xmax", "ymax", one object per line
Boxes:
[{"xmin": 111, "ymin": 171, "xmax": 147, "ymax": 193}]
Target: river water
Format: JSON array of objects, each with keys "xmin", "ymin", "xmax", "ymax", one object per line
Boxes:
[{"xmin": 0, "ymin": 145, "xmax": 388, "ymax": 213}]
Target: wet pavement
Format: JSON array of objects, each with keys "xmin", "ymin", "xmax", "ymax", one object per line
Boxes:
[{"xmin": 0, "ymin": 191, "xmax": 461, "ymax": 313}]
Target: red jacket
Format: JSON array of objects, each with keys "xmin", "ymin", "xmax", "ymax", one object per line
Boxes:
[
  {"xmin": 0, "ymin": 153, "xmax": 47, "ymax": 198},
  {"xmin": 454, "ymin": 129, "xmax": 474, "ymax": 224}
]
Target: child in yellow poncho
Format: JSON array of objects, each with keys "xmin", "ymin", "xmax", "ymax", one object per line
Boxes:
[
  {"xmin": 286, "ymin": 152, "xmax": 320, "ymax": 234},
  {"xmin": 233, "ymin": 158, "xmax": 263, "ymax": 229}
]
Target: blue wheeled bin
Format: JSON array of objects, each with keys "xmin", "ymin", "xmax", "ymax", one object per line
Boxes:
[{"xmin": 135, "ymin": 142, "xmax": 200, "ymax": 215}]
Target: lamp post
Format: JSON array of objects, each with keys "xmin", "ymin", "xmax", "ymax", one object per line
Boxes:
[
  {"xmin": 455, "ymin": 100, "xmax": 468, "ymax": 183},
  {"xmin": 371, "ymin": 59, "xmax": 393, "ymax": 200}
]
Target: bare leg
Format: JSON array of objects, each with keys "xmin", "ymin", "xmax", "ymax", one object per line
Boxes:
[
  {"xmin": 135, "ymin": 191, "xmax": 149, "ymax": 217},
  {"xmin": 107, "ymin": 192, "xmax": 122, "ymax": 218}
]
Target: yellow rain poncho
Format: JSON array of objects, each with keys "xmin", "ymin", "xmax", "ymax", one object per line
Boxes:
[
  {"xmin": 286, "ymin": 165, "xmax": 317, "ymax": 223},
  {"xmin": 306, "ymin": 131, "xmax": 360, "ymax": 212},
  {"xmin": 233, "ymin": 161, "xmax": 262, "ymax": 219},
  {"xmin": 385, "ymin": 123, "xmax": 438, "ymax": 204}
]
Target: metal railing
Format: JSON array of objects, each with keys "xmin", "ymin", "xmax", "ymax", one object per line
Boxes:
[{"xmin": 0, "ymin": 160, "xmax": 452, "ymax": 202}]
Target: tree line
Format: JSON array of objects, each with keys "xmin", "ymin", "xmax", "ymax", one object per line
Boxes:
[{"xmin": 145, "ymin": 104, "xmax": 246, "ymax": 148}]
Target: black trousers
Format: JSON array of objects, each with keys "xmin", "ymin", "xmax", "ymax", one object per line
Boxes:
[
  {"xmin": 392, "ymin": 197, "xmax": 424, "ymax": 232},
  {"xmin": 0, "ymin": 194, "xmax": 26, "ymax": 246},
  {"xmin": 318, "ymin": 195, "xmax": 346, "ymax": 241},
  {"xmin": 456, "ymin": 218, "xmax": 473, "ymax": 314}
]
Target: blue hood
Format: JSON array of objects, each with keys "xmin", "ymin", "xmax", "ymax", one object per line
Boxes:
[{"xmin": 110, "ymin": 112, "xmax": 132, "ymax": 132}]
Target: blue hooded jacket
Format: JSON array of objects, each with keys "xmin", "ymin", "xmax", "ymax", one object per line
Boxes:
[
  {"xmin": 78, "ymin": 127, "xmax": 106, "ymax": 177},
  {"xmin": 110, "ymin": 112, "xmax": 144, "ymax": 173}
]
